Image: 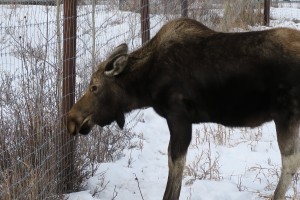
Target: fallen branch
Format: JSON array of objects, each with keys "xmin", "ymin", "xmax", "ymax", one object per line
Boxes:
[{"xmin": 134, "ymin": 173, "xmax": 145, "ymax": 200}]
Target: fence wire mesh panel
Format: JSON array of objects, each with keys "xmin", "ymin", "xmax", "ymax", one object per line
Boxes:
[
  {"xmin": 0, "ymin": 1, "xmax": 66, "ymax": 200},
  {"xmin": 271, "ymin": 0, "xmax": 300, "ymax": 23},
  {"xmin": 0, "ymin": 0, "xmax": 297, "ymax": 199}
]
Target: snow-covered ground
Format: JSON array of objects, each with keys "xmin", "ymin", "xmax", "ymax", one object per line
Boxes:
[{"xmin": 67, "ymin": 5, "xmax": 300, "ymax": 200}]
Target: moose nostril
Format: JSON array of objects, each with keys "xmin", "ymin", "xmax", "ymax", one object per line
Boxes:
[{"xmin": 91, "ymin": 85, "xmax": 97, "ymax": 92}]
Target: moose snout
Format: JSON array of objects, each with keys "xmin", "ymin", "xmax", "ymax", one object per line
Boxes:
[
  {"xmin": 67, "ymin": 112, "xmax": 79, "ymax": 136},
  {"xmin": 67, "ymin": 111, "xmax": 95, "ymax": 136}
]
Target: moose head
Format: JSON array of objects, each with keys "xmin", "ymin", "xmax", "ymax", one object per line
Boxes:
[{"xmin": 67, "ymin": 44, "xmax": 130, "ymax": 136}]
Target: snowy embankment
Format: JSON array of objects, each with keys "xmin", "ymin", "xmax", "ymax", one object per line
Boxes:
[{"xmin": 67, "ymin": 7, "xmax": 300, "ymax": 200}]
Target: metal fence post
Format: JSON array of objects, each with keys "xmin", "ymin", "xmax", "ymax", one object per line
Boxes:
[
  {"xmin": 119, "ymin": 0, "xmax": 126, "ymax": 10},
  {"xmin": 60, "ymin": 0, "xmax": 77, "ymax": 193},
  {"xmin": 141, "ymin": 0, "xmax": 150, "ymax": 44},
  {"xmin": 264, "ymin": 0, "xmax": 270, "ymax": 26},
  {"xmin": 181, "ymin": 0, "xmax": 188, "ymax": 18}
]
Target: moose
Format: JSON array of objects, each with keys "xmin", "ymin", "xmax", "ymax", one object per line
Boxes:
[{"xmin": 67, "ymin": 18, "xmax": 300, "ymax": 200}]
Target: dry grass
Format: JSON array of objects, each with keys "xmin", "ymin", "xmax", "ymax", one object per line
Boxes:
[
  {"xmin": 190, "ymin": 0, "xmax": 264, "ymax": 31},
  {"xmin": 184, "ymin": 142, "xmax": 222, "ymax": 185},
  {"xmin": 221, "ymin": 0, "xmax": 264, "ymax": 31}
]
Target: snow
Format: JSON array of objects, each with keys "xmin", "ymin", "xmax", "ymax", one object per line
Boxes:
[{"xmin": 65, "ymin": 5, "xmax": 300, "ymax": 200}]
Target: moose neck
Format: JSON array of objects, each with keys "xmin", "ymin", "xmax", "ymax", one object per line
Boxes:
[{"xmin": 118, "ymin": 45, "xmax": 155, "ymax": 112}]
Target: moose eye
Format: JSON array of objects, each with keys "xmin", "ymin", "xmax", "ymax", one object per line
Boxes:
[{"xmin": 90, "ymin": 85, "xmax": 97, "ymax": 92}]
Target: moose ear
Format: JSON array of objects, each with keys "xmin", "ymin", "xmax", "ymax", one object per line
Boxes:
[
  {"xmin": 104, "ymin": 54, "xmax": 129, "ymax": 77},
  {"xmin": 108, "ymin": 43, "xmax": 128, "ymax": 59}
]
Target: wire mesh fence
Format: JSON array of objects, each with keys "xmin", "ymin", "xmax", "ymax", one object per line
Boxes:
[
  {"xmin": 1, "ymin": 3, "xmax": 64, "ymax": 199},
  {"xmin": 0, "ymin": 0, "xmax": 287, "ymax": 199}
]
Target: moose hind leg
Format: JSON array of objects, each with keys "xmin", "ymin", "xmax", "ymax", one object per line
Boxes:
[
  {"xmin": 163, "ymin": 118, "xmax": 192, "ymax": 200},
  {"xmin": 274, "ymin": 118, "xmax": 300, "ymax": 200}
]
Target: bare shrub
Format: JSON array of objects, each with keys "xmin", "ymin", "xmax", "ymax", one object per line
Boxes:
[
  {"xmin": 184, "ymin": 142, "xmax": 222, "ymax": 185},
  {"xmin": 248, "ymin": 164, "xmax": 280, "ymax": 191},
  {"xmin": 236, "ymin": 174, "xmax": 247, "ymax": 192},
  {"xmin": 221, "ymin": 0, "xmax": 264, "ymax": 31},
  {"xmin": 249, "ymin": 164, "xmax": 300, "ymax": 199},
  {"xmin": 118, "ymin": 0, "xmax": 140, "ymax": 12},
  {"xmin": 190, "ymin": 0, "xmax": 222, "ymax": 30},
  {"xmin": 77, "ymin": 126, "xmax": 136, "ymax": 164},
  {"xmin": 0, "ymin": 8, "xmax": 63, "ymax": 196},
  {"xmin": 193, "ymin": 124, "xmax": 232, "ymax": 147}
]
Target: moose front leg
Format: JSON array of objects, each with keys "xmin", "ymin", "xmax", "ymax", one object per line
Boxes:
[{"xmin": 163, "ymin": 115, "xmax": 192, "ymax": 200}]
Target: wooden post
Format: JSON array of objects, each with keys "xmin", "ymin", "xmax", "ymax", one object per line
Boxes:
[
  {"xmin": 141, "ymin": 0, "xmax": 150, "ymax": 44},
  {"xmin": 60, "ymin": 0, "xmax": 77, "ymax": 193},
  {"xmin": 264, "ymin": 0, "xmax": 270, "ymax": 26},
  {"xmin": 181, "ymin": 0, "xmax": 188, "ymax": 18}
]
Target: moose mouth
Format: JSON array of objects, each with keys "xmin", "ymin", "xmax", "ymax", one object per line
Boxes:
[
  {"xmin": 67, "ymin": 112, "xmax": 125, "ymax": 136},
  {"xmin": 78, "ymin": 115, "xmax": 94, "ymax": 135},
  {"xmin": 67, "ymin": 114, "xmax": 94, "ymax": 136}
]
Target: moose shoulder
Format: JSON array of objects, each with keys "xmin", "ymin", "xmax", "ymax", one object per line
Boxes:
[{"xmin": 67, "ymin": 18, "xmax": 300, "ymax": 200}]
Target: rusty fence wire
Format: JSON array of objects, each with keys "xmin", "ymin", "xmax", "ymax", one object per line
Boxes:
[{"xmin": 0, "ymin": 0, "xmax": 272, "ymax": 199}]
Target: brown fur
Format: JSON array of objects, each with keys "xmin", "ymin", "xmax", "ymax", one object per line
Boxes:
[{"xmin": 67, "ymin": 18, "xmax": 300, "ymax": 200}]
